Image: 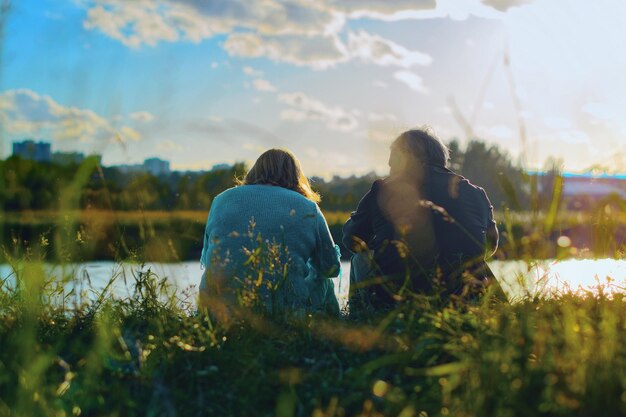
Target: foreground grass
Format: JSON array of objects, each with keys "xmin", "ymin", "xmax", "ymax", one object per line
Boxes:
[{"xmin": 0, "ymin": 267, "xmax": 624, "ymax": 417}]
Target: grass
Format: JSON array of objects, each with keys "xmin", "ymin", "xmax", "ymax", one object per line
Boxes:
[
  {"xmin": 0, "ymin": 179, "xmax": 625, "ymax": 416},
  {"xmin": 2, "ymin": 208, "xmax": 625, "ymax": 262},
  {"xmin": 2, "ymin": 208, "xmax": 623, "ymax": 227},
  {"xmin": 0, "ymin": 259, "xmax": 624, "ymax": 417}
]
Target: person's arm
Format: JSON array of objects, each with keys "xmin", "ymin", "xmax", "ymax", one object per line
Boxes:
[
  {"xmin": 342, "ymin": 180, "xmax": 379, "ymax": 252},
  {"xmin": 486, "ymin": 222, "xmax": 498, "ymax": 258},
  {"xmin": 200, "ymin": 194, "xmax": 222, "ymax": 269},
  {"xmin": 312, "ymin": 204, "xmax": 341, "ymax": 278},
  {"xmin": 482, "ymin": 189, "xmax": 498, "ymax": 258}
]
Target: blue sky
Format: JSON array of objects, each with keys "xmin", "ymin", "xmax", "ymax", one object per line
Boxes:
[{"xmin": 1, "ymin": 0, "xmax": 625, "ymax": 176}]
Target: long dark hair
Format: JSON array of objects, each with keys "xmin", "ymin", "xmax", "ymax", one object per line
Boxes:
[{"xmin": 392, "ymin": 128, "xmax": 450, "ymax": 168}]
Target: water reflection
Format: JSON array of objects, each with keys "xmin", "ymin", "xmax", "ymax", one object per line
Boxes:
[
  {"xmin": 489, "ymin": 259, "xmax": 625, "ymax": 300},
  {"xmin": 0, "ymin": 259, "xmax": 624, "ymax": 310}
]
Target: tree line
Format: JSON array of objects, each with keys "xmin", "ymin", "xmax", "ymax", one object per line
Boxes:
[{"xmin": 0, "ymin": 139, "xmax": 549, "ymax": 213}]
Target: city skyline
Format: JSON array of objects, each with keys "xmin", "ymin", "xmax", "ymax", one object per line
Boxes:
[{"xmin": 1, "ymin": 0, "xmax": 626, "ymax": 177}]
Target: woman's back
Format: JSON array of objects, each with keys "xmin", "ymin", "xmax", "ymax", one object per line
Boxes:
[{"xmin": 201, "ymin": 184, "xmax": 340, "ymax": 313}]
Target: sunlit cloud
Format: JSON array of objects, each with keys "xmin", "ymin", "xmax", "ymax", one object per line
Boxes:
[
  {"xmin": 118, "ymin": 126, "xmax": 141, "ymax": 142},
  {"xmin": 347, "ymin": 30, "xmax": 432, "ymax": 68},
  {"xmin": 157, "ymin": 139, "xmax": 183, "ymax": 152},
  {"xmin": 0, "ymin": 89, "xmax": 141, "ymax": 143},
  {"xmin": 242, "ymin": 142, "xmax": 266, "ymax": 153},
  {"xmin": 83, "ymin": 0, "xmax": 338, "ymax": 47},
  {"xmin": 393, "ymin": 70, "xmax": 428, "ymax": 93},
  {"xmin": 82, "ymin": 0, "xmax": 431, "ymax": 71},
  {"xmin": 368, "ymin": 112, "xmax": 399, "ymax": 122},
  {"xmin": 252, "ymin": 79, "xmax": 277, "ymax": 92},
  {"xmin": 243, "ymin": 66, "xmax": 263, "ymax": 77},
  {"xmin": 328, "ymin": 0, "xmax": 436, "ymax": 16},
  {"xmin": 129, "ymin": 111, "xmax": 155, "ymax": 123},
  {"xmin": 19, "ymin": 0, "xmax": 622, "ymax": 173},
  {"xmin": 279, "ymin": 92, "xmax": 359, "ymax": 132},
  {"xmin": 223, "ymin": 33, "xmax": 348, "ymax": 70},
  {"xmin": 481, "ymin": 0, "xmax": 534, "ymax": 12}
]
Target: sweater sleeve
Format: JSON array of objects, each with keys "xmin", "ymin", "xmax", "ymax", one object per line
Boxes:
[
  {"xmin": 311, "ymin": 204, "xmax": 341, "ymax": 278},
  {"xmin": 200, "ymin": 194, "xmax": 222, "ymax": 269}
]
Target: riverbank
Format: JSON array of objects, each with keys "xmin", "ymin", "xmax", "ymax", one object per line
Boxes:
[
  {"xmin": 0, "ymin": 266, "xmax": 624, "ymax": 416},
  {"xmin": 1, "ymin": 209, "xmax": 624, "ymax": 262}
]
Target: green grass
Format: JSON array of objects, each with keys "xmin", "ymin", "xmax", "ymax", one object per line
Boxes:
[
  {"xmin": 0, "ymin": 264, "xmax": 624, "ymax": 417},
  {"xmin": 2, "ymin": 208, "xmax": 625, "ymax": 262}
]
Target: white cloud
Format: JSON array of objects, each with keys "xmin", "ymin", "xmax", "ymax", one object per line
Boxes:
[
  {"xmin": 129, "ymin": 111, "xmax": 155, "ymax": 122},
  {"xmin": 84, "ymin": 2, "xmax": 182, "ymax": 48},
  {"xmin": 118, "ymin": 126, "xmax": 141, "ymax": 141},
  {"xmin": 81, "ymin": 0, "xmax": 532, "ymax": 53},
  {"xmin": 82, "ymin": 1, "xmax": 431, "ymax": 71},
  {"xmin": 157, "ymin": 139, "xmax": 183, "ymax": 152},
  {"xmin": 368, "ymin": 112, "xmax": 398, "ymax": 122},
  {"xmin": 328, "ymin": 0, "xmax": 436, "ymax": 16},
  {"xmin": 0, "ymin": 89, "xmax": 140, "ymax": 143},
  {"xmin": 481, "ymin": 0, "xmax": 534, "ymax": 12},
  {"xmin": 279, "ymin": 92, "xmax": 359, "ymax": 132},
  {"xmin": 252, "ymin": 79, "xmax": 277, "ymax": 92},
  {"xmin": 83, "ymin": 0, "xmax": 338, "ymax": 47},
  {"xmin": 243, "ymin": 66, "xmax": 263, "ymax": 77},
  {"xmin": 393, "ymin": 70, "xmax": 428, "ymax": 93},
  {"xmin": 243, "ymin": 142, "xmax": 266, "ymax": 153},
  {"xmin": 224, "ymin": 32, "xmax": 348, "ymax": 70},
  {"xmin": 347, "ymin": 30, "xmax": 432, "ymax": 68}
]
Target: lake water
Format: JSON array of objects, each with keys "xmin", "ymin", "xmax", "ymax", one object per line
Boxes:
[{"xmin": 1, "ymin": 259, "xmax": 624, "ymax": 310}]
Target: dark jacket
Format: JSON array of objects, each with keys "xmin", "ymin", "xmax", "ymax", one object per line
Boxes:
[{"xmin": 343, "ymin": 165, "xmax": 498, "ymax": 294}]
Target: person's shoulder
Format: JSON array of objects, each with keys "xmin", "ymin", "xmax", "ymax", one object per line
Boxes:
[
  {"xmin": 432, "ymin": 167, "xmax": 490, "ymax": 200},
  {"xmin": 213, "ymin": 186, "xmax": 242, "ymax": 201},
  {"xmin": 438, "ymin": 167, "xmax": 482, "ymax": 192},
  {"xmin": 271, "ymin": 185, "xmax": 316, "ymax": 204},
  {"xmin": 457, "ymin": 175, "xmax": 487, "ymax": 195},
  {"xmin": 238, "ymin": 184, "xmax": 318, "ymax": 208},
  {"xmin": 370, "ymin": 178, "xmax": 386, "ymax": 192},
  {"xmin": 455, "ymin": 176, "xmax": 492, "ymax": 205}
]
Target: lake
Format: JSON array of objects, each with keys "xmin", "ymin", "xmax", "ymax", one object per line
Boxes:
[{"xmin": 1, "ymin": 259, "xmax": 624, "ymax": 310}]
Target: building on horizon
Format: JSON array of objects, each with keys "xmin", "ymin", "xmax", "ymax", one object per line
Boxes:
[
  {"xmin": 114, "ymin": 158, "xmax": 171, "ymax": 176},
  {"xmin": 210, "ymin": 163, "xmax": 232, "ymax": 172},
  {"xmin": 144, "ymin": 157, "xmax": 171, "ymax": 176},
  {"xmin": 533, "ymin": 171, "xmax": 626, "ymax": 210},
  {"xmin": 562, "ymin": 173, "xmax": 626, "ymax": 210},
  {"xmin": 12, "ymin": 140, "xmax": 51, "ymax": 162}
]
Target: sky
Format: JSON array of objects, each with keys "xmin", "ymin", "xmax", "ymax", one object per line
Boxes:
[{"xmin": 1, "ymin": 0, "xmax": 625, "ymax": 177}]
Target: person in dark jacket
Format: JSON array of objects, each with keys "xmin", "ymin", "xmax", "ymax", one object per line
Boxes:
[{"xmin": 343, "ymin": 128, "xmax": 505, "ymax": 309}]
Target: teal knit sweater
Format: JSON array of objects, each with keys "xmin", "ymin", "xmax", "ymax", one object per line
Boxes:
[{"xmin": 200, "ymin": 184, "xmax": 341, "ymax": 313}]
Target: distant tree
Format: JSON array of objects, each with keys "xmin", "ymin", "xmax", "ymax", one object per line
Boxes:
[
  {"xmin": 447, "ymin": 139, "xmax": 464, "ymax": 172},
  {"xmin": 458, "ymin": 140, "xmax": 528, "ymax": 210}
]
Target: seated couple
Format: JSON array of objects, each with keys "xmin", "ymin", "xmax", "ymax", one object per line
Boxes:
[{"xmin": 199, "ymin": 128, "xmax": 504, "ymax": 317}]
